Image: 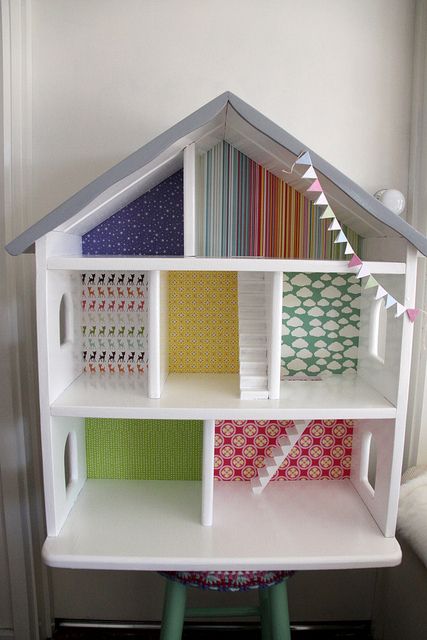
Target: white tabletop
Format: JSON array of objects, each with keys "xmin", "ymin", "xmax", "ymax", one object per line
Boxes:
[{"xmin": 43, "ymin": 479, "xmax": 401, "ymax": 571}]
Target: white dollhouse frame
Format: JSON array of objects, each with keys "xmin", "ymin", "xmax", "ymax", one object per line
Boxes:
[{"xmin": 6, "ymin": 92, "xmax": 427, "ymax": 571}]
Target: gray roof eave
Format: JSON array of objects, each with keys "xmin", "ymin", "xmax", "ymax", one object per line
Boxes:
[
  {"xmin": 5, "ymin": 90, "xmax": 427, "ymax": 257},
  {"xmin": 5, "ymin": 92, "xmax": 231, "ymax": 256}
]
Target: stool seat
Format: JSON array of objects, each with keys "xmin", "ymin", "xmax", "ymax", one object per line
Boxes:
[
  {"xmin": 159, "ymin": 571, "xmax": 293, "ymax": 639},
  {"xmin": 159, "ymin": 570, "xmax": 293, "ymax": 591}
]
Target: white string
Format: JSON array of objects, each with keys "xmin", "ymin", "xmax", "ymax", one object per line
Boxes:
[{"xmin": 281, "ymin": 151, "xmax": 308, "ymax": 175}]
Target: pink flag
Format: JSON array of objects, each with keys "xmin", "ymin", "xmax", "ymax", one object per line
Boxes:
[
  {"xmin": 406, "ymin": 308, "xmax": 420, "ymax": 322},
  {"xmin": 307, "ymin": 179, "xmax": 322, "ymax": 192},
  {"xmin": 348, "ymin": 254, "xmax": 362, "ymax": 268}
]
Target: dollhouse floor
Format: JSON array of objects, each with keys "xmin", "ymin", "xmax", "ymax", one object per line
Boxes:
[
  {"xmin": 51, "ymin": 373, "xmax": 396, "ymax": 420},
  {"xmin": 43, "ymin": 479, "xmax": 400, "ymax": 571}
]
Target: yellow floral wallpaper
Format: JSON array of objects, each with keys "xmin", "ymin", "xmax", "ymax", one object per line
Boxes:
[{"xmin": 168, "ymin": 272, "xmax": 239, "ymax": 373}]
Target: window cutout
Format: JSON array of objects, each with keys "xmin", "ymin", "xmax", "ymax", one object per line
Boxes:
[
  {"xmin": 367, "ymin": 435, "xmax": 377, "ymax": 493},
  {"xmin": 59, "ymin": 294, "xmax": 72, "ymax": 346},
  {"xmin": 64, "ymin": 432, "xmax": 77, "ymax": 493},
  {"xmin": 369, "ymin": 298, "xmax": 387, "ymax": 364},
  {"xmin": 359, "ymin": 431, "xmax": 376, "ymax": 497}
]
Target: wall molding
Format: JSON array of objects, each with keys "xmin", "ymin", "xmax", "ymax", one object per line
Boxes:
[
  {"xmin": 1, "ymin": 1, "xmax": 52, "ymax": 638},
  {"xmin": 406, "ymin": 0, "xmax": 427, "ymax": 468}
]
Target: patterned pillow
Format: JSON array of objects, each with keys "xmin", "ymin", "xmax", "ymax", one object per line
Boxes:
[{"xmin": 159, "ymin": 570, "xmax": 293, "ymax": 592}]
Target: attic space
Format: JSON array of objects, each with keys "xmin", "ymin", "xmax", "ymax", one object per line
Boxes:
[
  {"xmin": 82, "ymin": 170, "xmax": 184, "ymax": 256},
  {"xmin": 200, "ymin": 142, "xmax": 362, "ymax": 260}
]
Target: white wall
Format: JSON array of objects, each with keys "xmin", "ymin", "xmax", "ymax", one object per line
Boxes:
[
  {"xmin": 406, "ymin": 1, "xmax": 427, "ymax": 468},
  {"xmin": 27, "ymin": 0, "xmax": 417, "ymax": 625},
  {"xmin": 31, "ymin": 0, "xmax": 415, "ymax": 225}
]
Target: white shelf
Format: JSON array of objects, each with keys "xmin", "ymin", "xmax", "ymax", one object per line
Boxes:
[
  {"xmin": 47, "ymin": 255, "xmax": 406, "ymax": 275},
  {"xmin": 51, "ymin": 373, "xmax": 396, "ymax": 419},
  {"xmin": 42, "ymin": 479, "xmax": 401, "ymax": 570}
]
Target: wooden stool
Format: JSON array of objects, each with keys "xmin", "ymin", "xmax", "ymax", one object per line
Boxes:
[{"xmin": 159, "ymin": 571, "xmax": 293, "ymax": 640}]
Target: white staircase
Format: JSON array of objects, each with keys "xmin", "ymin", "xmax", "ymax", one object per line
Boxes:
[
  {"xmin": 251, "ymin": 421, "xmax": 309, "ymax": 494},
  {"xmin": 238, "ymin": 272, "xmax": 269, "ymax": 399}
]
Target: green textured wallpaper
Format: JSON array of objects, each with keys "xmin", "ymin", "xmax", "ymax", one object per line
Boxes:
[{"xmin": 86, "ymin": 419, "xmax": 203, "ymax": 480}]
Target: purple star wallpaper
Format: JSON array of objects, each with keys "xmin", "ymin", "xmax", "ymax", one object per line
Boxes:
[{"xmin": 82, "ymin": 170, "xmax": 183, "ymax": 255}]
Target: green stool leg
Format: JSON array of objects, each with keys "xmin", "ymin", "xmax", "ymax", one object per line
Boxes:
[
  {"xmin": 160, "ymin": 579, "xmax": 187, "ymax": 640},
  {"xmin": 268, "ymin": 581, "xmax": 291, "ymax": 640},
  {"xmin": 259, "ymin": 588, "xmax": 272, "ymax": 640}
]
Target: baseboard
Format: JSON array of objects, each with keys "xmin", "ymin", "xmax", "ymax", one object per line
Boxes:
[{"xmin": 54, "ymin": 619, "xmax": 372, "ymax": 638}]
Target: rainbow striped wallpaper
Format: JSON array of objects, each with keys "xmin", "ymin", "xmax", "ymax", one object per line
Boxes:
[{"xmin": 201, "ymin": 142, "xmax": 361, "ymax": 259}]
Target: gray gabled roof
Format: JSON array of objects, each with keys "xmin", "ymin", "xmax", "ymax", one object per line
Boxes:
[{"xmin": 6, "ymin": 91, "xmax": 427, "ymax": 256}]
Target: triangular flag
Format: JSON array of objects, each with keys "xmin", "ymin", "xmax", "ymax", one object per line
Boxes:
[
  {"xmin": 364, "ymin": 275, "xmax": 378, "ymax": 289},
  {"xmin": 334, "ymin": 230, "xmax": 347, "ymax": 244},
  {"xmin": 295, "ymin": 151, "xmax": 312, "ymax": 166},
  {"xmin": 348, "ymin": 254, "xmax": 362, "ymax": 268},
  {"xmin": 375, "ymin": 286, "xmax": 387, "ymax": 300},
  {"xmin": 320, "ymin": 206, "xmax": 335, "ymax": 219},
  {"xmin": 356, "ymin": 264, "xmax": 371, "ymax": 279},
  {"xmin": 302, "ymin": 166, "xmax": 317, "ymax": 179},
  {"xmin": 328, "ymin": 218, "xmax": 341, "ymax": 231},
  {"xmin": 385, "ymin": 294, "xmax": 397, "ymax": 309},
  {"xmin": 344, "ymin": 242, "xmax": 354, "ymax": 255},
  {"xmin": 395, "ymin": 303, "xmax": 406, "ymax": 318},
  {"xmin": 407, "ymin": 308, "xmax": 421, "ymax": 322},
  {"xmin": 307, "ymin": 179, "xmax": 322, "ymax": 192},
  {"xmin": 315, "ymin": 193, "xmax": 328, "ymax": 206}
]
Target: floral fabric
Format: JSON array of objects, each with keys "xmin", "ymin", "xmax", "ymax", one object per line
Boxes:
[{"xmin": 159, "ymin": 570, "xmax": 293, "ymax": 592}]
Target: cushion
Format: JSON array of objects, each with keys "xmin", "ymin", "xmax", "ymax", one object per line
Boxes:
[
  {"xmin": 398, "ymin": 466, "xmax": 427, "ymax": 567},
  {"xmin": 159, "ymin": 570, "xmax": 293, "ymax": 592}
]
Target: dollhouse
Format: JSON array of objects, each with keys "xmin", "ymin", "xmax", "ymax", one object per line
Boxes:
[{"xmin": 6, "ymin": 92, "xmax": 427, "ymax": 571}]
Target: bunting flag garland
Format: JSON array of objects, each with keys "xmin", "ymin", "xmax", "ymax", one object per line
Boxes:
[
  {"xmin": 315, "ymin": 193, "xmax": 328, "ymax": 206},
  {"xmin": 302, "ymin": 166, "xmax": 317, "ymax": 180},
  {"xmin": 295, "ymin": 151, "xmax": 313, "ymax": 166},
  {"xmin": 307, "ymin": 179, "xmax": 322, "ymax": 192},
  {"xmin": 407, "ymin": 308, "xmax": 420, "ymax": 322},
  {"xmin": 298, "ymin": 151, "xmax": 420, "ymax": 322},
  {"xmin": 375, "ymin": 285, "xmax": 387, "ymax": 300},
  {"xmin": 320, "ymin": 206, "xmax": 335, "ymax": 219},
  {"xmin": 328, "ymin": 218, "xmax": 341, "ymax": 232},
  {"xmin": 356, "ymin": 264, "xmax": 370, "ymax": 279},
  {"xmin": 364, "ymin": 275, "xmax": 378, "ymax": 289},
  {"xmin": 334, "ymin": 230, "xmax": 347, "ymax": 244},
  {"xmin": 348, "ymin": 254, "xmax": 362, "ymax": 268},
  {"xmin": 395, "ymin": 303, "xmax": 406, "ymax": 318},
  {"xmin": 385, "ymin": 294, "xmax": 397, "ymax": 309}
]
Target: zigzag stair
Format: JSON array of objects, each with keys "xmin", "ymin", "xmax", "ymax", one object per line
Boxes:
[{"xmin": 251, "ymin": 421, "xmax": 309, "ymax": 494}]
